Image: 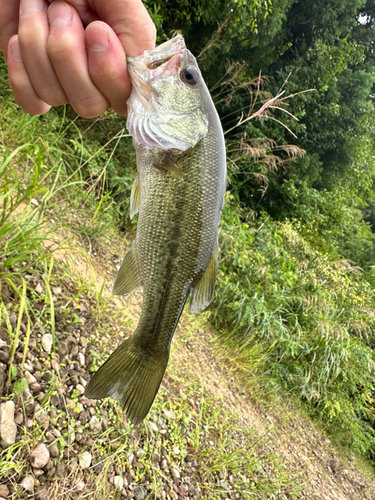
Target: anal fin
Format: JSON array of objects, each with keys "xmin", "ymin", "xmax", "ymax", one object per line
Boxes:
[
  {"xmin": 190, "ymin": 240, "xmax": 219, "ymax": 314},
  {"xmin": 113, "ymin": 244, "xmax": 141, "ymax": 295}
]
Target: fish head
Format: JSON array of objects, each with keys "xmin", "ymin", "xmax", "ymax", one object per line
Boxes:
[{"xmin": 126, "ymin": 35, "xmax": 209, "ymax": 152}]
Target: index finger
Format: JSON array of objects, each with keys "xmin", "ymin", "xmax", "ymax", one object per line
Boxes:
[{"xmin": 0, "ymin": 2, "xmax": 20, "ymax": 59}]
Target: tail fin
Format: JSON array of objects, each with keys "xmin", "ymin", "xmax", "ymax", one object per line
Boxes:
[{"xmin": 85, "ymin": 337, "xmax": 169, "ymax": 425}]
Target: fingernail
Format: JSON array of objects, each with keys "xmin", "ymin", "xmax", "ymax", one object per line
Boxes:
[
  {"xmin": 10, "ymin": 38, "xmax": 23, "ymax": 63},
  {"xmin": 20, "ymin": 0, "xmax": 45, "ymax": 15},
  {"xmin": 48, "ymin": 1, "xmax": 72, "ymax": 28},
  {"xmin": 86, "ymin": 25, "xmax": 109, "ymax": 52}
]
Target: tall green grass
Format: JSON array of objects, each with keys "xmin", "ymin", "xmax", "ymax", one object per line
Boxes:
[{"xmin": 211, "ymin": 196, "xmax": 375, "ymax": 457}]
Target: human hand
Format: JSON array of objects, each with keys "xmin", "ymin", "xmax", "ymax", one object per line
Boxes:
[{"xmin": 0, "ymin": 0, "xmax": 156, "ymax": 117}]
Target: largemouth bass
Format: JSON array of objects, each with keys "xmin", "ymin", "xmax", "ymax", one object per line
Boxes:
[{"xmin": 85, "ymin": 35, "xmax": 226, "ymax": 425}]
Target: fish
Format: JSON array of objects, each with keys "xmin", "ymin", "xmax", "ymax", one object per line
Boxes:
[{"xmin": 85, "ymin": 35, "xmax": 226, "ymax": 425}]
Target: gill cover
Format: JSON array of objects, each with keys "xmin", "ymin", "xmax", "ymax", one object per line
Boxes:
[{"xmin": 126, "ymin": 35, "xmax": 209, "ymax": 151}]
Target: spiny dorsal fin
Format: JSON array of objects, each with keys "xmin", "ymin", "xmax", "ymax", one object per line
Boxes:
[
  {"xmin": 113, "ymin": 244, "xmax": 141, "ymax": 295},
  {"xmin": 190, "ymin": 240, "xmax": 219, "ymax": 314},
  {"xmin": 130, "ymin": 174, "xmax": 141, "ymax": 219}
]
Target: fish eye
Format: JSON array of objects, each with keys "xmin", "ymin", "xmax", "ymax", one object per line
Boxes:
[{"xmin": 180, "ymin": 66, "xmax": 200, "ymax": 86}]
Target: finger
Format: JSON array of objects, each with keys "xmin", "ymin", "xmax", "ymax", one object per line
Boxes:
[
  {"xmin": 18, "ymin": 0, "xmax": 68, "ymax": 106},
  {"xmin": 0, "ymin": 1, "xmax": 19, "ymax": 59},
  {"xmin": 92, "ymin": 0, "xmax": 156, "ymax": 56},
  {"xmin": 86, "ymin": 21, "xmax": 130, "ymax": 116},
  {"xmin": 47, "ymin": 1, "xmax": 109, "ymax": 118},
  {"xmin": 7, "ymin": 36, "xmax": 51, "ymax": 115},
  {"xmin": 47, "ymin": 0, "xmax": 99, "ymax": 26}
]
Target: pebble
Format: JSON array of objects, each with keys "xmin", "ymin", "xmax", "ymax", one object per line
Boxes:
[
  {"xmin": 51, "ymin": 359, "xmax": 60, "ymax": 372},
  {"xmin": 48, "ymin": 442, "xmax": 59, "ymax": 458},
  {"xmin": 114, "ymin": 476, "xmax": 124, "ymax": 489},
  {"xmin": 135, "ymin": 448, "xmax": 145, "ymax": 458},
  {"xmin": 134, "ymin": 486, "xmax": 147, "ymax": 500},
  {"xmin": 77, "ymin": 352, "xmax": 85, "ymax": 366},
  {"xmin": 173, "ymin": 446, "xmax": 180, "ymax": 455},
  {"xmin": 29, "ymin": 443, "xmax": 50, "ymax": 468},
  {"xmin": 25, "ymin": 371, "xmax": 37, "ymax": 385},
  {"xmin": 9, "ymin": 313, "xmax": 17, "ymax": 328},
  {"xmin": 20, "ymin": 476, "xmax": 34, "ymax": 492},
  {"xmin": 35, "ymin": 409, "xmax": 50, "ymax": 429},
  {"xmin": 0, "ymin": 401, "xmax": 17, "ymax": 448},
  {"xmin": 127, "ymin": 452, "xmax": 135, "ymax": 466},
  {"xmin": 79, "ymin": 451, "xmax": 92, "ymax": 469},
  {"xmin": 76, "ymin": 384, "xmax": 85, "ymax": 395},
  {"xmin": 149, "ymin": 422, "xmax": 159, "ymax": 433},
  {"xmin": 89, "ymin": 415, "xmax": 101, "ymax": 432},
  {"xmin": 35, "ymin": 489, "xmax": 49, "ymax": 500},
  {"xmin": 41, "ymin": 334, "xmax": 53, "ymax": 353},
  {"xmin": 0, "ymin": 351, "xmax": 9, "ymax": 364},
  {"xmin": 0, "ymin": 368, "xmax": 6, "ymax": 397},
  {"xmin": 75, "ymin": 480, "xmax": 86, "ymax": 492},
  {"xmin": 171, "ymin": 467, "xmax": 180, "ymax": 479},
  {"xmin": 0, "ymin": 485, "xmax": 9, "ymax": 497}
]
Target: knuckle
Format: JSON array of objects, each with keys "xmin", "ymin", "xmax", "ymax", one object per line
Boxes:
[
  {"xmin": 72, "ymin": 94, "xmax": 109, "ymax": 119},
  {"xmin": 47, "ymin": 33, "xmax": 76, "ymax": 63}
]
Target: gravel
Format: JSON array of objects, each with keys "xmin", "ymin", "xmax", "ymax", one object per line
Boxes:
[
  {"xmin": 0, "ymin": 401, "xmax": 16, "ymax": 448},
  {"xmin": 29, "ymin": 443, "xmax": 50, "ymax": 468}
]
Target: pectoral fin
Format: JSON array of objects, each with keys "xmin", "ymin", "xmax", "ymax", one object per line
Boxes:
[
  {"xmin": 113, "ymin": 244, "xmax": 141, "ymax": 295},
  {"xmin": 190, "ymin": 240, "xmax": 219, "ymax": 314},
  {"xmin": 163, "ymin": 157, "xmax": 183, "ymax": 179},
  {"xmin": 130, "ymin": 174, "xmax": 141, "ymax": 219}
]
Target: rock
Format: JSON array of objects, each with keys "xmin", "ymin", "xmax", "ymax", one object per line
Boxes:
[
  {"xmin": 74, "ymin": 480, "xmax": 85, "ymax": 492},
  {"xmin": 77, "ymin": 353, "xmax": 85, "ymax": 366},
  {"xmin": 9, "ymin": 313, "xmax": 17, "ymax": 328},
  {"xmin": 25, "ymin": 371, "xmax": 37, "ymax": 385},
  {"xmin": 173, "ymin": 446, "xmax": 180, "ymax": 455},
  {"xmin": 0, "ymin": 401, "xmax": 17, "ymax": 448},
  {"xmin": 114, "ymin": 476, "xmax": 124, "ymax": 489},
  {"xmin": 169, "ymin": 491, "xmax": 178, "ymax": 500},
  {"xmin": 41, "ymin": 334, "xmax": 53, "ymax": 353},
  {"xmin": 30, "ymin": 383, "xmax": 42, "ymax": 393},
  {"xmin": 151, "ymin": 452, "xmax": 160, "ymax": 463},
  {"xmin": 76, "ymin": 384, "xmax": 85, "ymax": 395},
  {"xmin": 0, "ymin": 368, "xmax": 6, "ymax": 397},
  {"xmin": 48, "ymin": 442, "xmax": 59, "ymax": 458},
  {"xmin": 160, "ymin": 459, "xmax": 167, "ymax": 470},
  {"xmin": 29, "ymin": 443, "xmax": 50, "ymax": 468},
  {"xmin": 0, "ymin": 485, "xmax": 9, "ymax": 497},
  {"xmin": 20, "ymin": 476, "xmax": 35, "ymax": 492},
  {"xmin": 58, "ymin": 339, "xmax": 70, "ymax": 357},
  {"xmin": 127, "ymin": 452, "xmax": 135, "ymax": 466},
  {"xmin": 89, "ymin": 415, "xmax": 101, "ymax": 432},
  {"xmin": 149, "ymin": 422, "xmax": 159, "ymax": 433},
  {"xmin": 67, "ymin": 428, "xmax": 75, "ymax": 444},
  {"xmin": 35, "ymin": 409, "xmax": 50, "ymax": 430},
  {"xmin": 79, "ymin": 451, "xmax": 92, "ymax": 469},
  {"xmin": 135, "ymin": 448, "xmax": 145, "ymax": 459},
  {"xmin": 171, "ymin": 467, "xmax": 180, "ymax": 479},
  {"xmin": 0, "ymin": 351, "xmax": 9, "ymax": 364},
  {"xmin": 51, "ymin": 359, "xmax": 59, "ymax": 372},
  {"xmin": 55, "ymin": 462, "xmax": 65, "ymax": 478},
  {"xmin": 14, "ymin": 411, "xmax": 23, "ymax": 424},
  {"xmin": 134, "ymin": 486, "xmax": 147, "ymax": 500},
  {"xmin": 33, "ymin": 468, "xmax": 45, "ymax": 476},
  {"xmin": 35, "ymin": 489, "xmax": 49, "ymax": 500}
]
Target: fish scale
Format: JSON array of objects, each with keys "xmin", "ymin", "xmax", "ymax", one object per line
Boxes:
[{"xmin": 85, "ymin": 35, "xmax": 226, "ymax": 425}]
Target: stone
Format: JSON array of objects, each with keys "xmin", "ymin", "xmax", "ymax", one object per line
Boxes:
[
  {"xmin": 171, "ymin": 467, "xmax": 180, "ymax": 479},
  {"xmin": 151, "ymin": 452, "xmax": 160, "ymax": 463},
  {"xmin": 76, "ymin": 384, "xmax": 85, "ymax": 395},
  {"xmin": 30, "ymin": 383, "xmax": 42, "ymax": 393},
  {"xmin": 0, "ymin": 351, "xmax": 9, "ymax": 364},
  {"xmin": 114, "ymin": 476, "xmax": 124, "ymax": 489},
  {"xmin": 0, "ymin": 485, "xmax": 9, "ymax": 497},
  {"xmin": 173, "ymin": 446, "xmax": 180, "ymax": 455},
  {"xmin": 0, "ymin": 401, "xmax": 17, "ymax": 448},
  {"xmin": 48, "ymin": 442, "xmax": 59, "ymax": 458},
  {"xmin": 20, "ymin": 476, "xmax": 35, "ymax": 492},
  {"xmin": 14, "ymin": 411, "xmax": 23, "ymax": 425},
  {"xmin": 58, "ymin": 339, "xmax": 70, "ymax": 357},
  {"xmin": 51, "ymin": 359, "xmax": 60, "ymax": 372},
  {"xmin": 75, "ymin": 480, "xmax": 85, "ymax": 492},
  {"xmin": 135, "ymin": 448, "xmax": 145, "ymax": 458},
  {"xmin": 55, "ymin": 462, "xmax": 65, "ymax": 478},
  {"xmin": 35, "ymin": 489, "xmax": 49, "ymax": 500},
  {"xmin": 35, "ymin": 409, "xmax": 50, "ymax": 429},
  {"xmin": 0, "ymin": 368, "xmax": 6, "ymax": 396},
  {"xmin": 41, "ymin": 334, "xmax": 53, "ymax": 353},
  {"xmin": 149, "ymin": 422, "xmax": 159, "ymax": 433},
  {"xmin": 29, "ymin": 443, "xmax": 50, "ymax": 468},
  {"xmin": 134, "ymin": 486, "xmax": 147, "ymax": 500},
  {"xmin": 77, "ymin": 353, "xmax": 85, "ymax": 366},
  {"xmin": 79, "ymin": 451, "xmax": 92, "ymax": 469},
  {"xmin": 89, "ymin": 415, "xmax": 101, "ymax": 432},
  {"xmin": 25, "ymin": 371, "xmax": 37, "ymax": 385}
]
